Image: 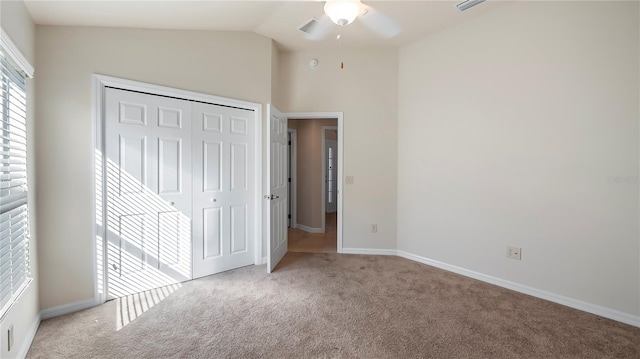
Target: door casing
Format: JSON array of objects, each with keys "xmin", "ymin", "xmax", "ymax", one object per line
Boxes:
[{"xmin": 93, "ymin": 75, "xmax": 263, "ymax": 303}]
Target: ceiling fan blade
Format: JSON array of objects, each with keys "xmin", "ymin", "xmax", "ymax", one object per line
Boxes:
[
  {"xmin": 300, "ymin": 14, "xmax": 334, "ymax": 41},
  {"xmin": 358, "ymin": 4, "xmax": 401, "ymax": 38}
]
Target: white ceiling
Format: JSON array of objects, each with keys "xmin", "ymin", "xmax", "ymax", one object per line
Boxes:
[{"xmin": 23, "ymin": 0, "xmax": 508, "ymax": 51}]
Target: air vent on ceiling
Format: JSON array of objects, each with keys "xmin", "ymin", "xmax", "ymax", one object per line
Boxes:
[
  {"xmin": 456, "ymin": 0, "xmax": 486, "ymax": 12},
  {"xmin": 299, "ymin": 18, "xmax": 322, "ymax": 35},
  {"xmin": 298, "ymin": 17, "xmax": 332, "ymax": 40}
]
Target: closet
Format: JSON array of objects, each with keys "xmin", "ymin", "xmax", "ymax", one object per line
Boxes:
[{"xmin": 104, "ymin": 87, "xmax": 255, "ymax": 298}]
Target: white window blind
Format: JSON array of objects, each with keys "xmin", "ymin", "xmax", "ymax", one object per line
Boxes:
[{"xmin": 0, "ymin": 48, "xmax": 30, "ymax": 318}]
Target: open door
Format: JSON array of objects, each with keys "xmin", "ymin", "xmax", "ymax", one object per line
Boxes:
[{"xmin": 266, "ymin": 105, "xmax": 288, "ymax": 272}]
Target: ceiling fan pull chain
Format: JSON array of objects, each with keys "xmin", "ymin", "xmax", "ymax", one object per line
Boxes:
[{"xmin": 339, "ymin": 28, "xmax": 345, "ymax": 69}]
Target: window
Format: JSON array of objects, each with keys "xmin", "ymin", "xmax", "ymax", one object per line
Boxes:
[{"xmin": 0, "ymin": 31, "xmax": 33, "ymax": 319}]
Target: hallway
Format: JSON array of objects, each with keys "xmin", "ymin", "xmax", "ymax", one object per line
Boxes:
[{"xmin": 287, "ymin": 213, "xmax": 337, "ymax": 253}]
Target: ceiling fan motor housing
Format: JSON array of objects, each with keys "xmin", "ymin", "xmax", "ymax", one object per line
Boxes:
[{"xmin": 324, "ymin": 0, "xmax": 364, "ymax": 26}]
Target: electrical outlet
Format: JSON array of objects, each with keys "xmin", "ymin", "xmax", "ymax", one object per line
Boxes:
[
  {"xmin": 507, "ymin": 246, "xmax": 522, "ymax": 260},
  {"xmin": 8, "ymin": 325, "xmax": 13, "ymax": 352},
  {"xmin": 345, "ymin": 175, "xmax": 354, "ymax": 185},
  {"xmin": 371, "ymin": 224, "xmax": 378, "ymax": 233}
]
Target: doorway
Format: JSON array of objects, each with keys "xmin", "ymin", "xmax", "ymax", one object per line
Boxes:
[{"xmin": 286, "ymin": 118, "xmax": 340, "ymax": 253}]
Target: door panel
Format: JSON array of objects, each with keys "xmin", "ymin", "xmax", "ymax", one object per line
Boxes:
[
  {"xmin": 230, "ymin": 205, "xmax": 247, "ymax": 253},
  {"xmin": 230, "ymin": 117, "xmax": 248, "ymax": 135},
  {"xmin": 158, "ymin": 211, "xmax": 181, "ymax": 266},
  {"xmin": 118, "ymin": 213, "xmax": 145, "ymax": 275},
  {"xmin": 119, "ymin": 135, "xmax": 147, "ymax": 194},
  {"xmin": 158, "ymin": 107, "xmax": 182, "ymax": 129},
  {"xmin": 119, "ymin": 102, "xmax": 147, "ymax": 126},
  {"xmin": 267, "ymin": 105, "xmax": 288, "ymax": 273},
  {"xmin": 230, "ymin": 143, "xmax": 248, "ymax": 191},
  {"xmin": 192, "ymin": 102, "xmax": 255, "ymax": 279},
  {"xmin": 203, "ymin": 114, "xmax": 222, "ymax": 132},
  {"xmin": 158, "ymin": 138, "xmax": 182, "ymax": 194},
  {"xmin": 203, "ymin": 207, "xmax": 222, "ymax": 259},
  {"xmin": 203, "ymin": 141, "xmax": 222, "ymax": 192},
  {"xmin": 105, "ymin": 88, "xmax": 192, "ymax": 299}
]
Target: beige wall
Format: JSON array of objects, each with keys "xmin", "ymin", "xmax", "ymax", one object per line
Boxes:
[
  {"xmin": 398, "ymin": 1, "xmax": 640, "ymax": 317},
  {"xmin": 35, "ymin": 26, "xmax": 273, "ymax": 311},
  {"xmin": 278, "ymin": 49, "xmax": 398, "ymax": 250},
  {"xmin": 288, "ymin": 119, "xmax": 337, "ymax": 229},
  {"xmin": 0, "ymin": 1, "xmax": 39, "ymax": 358}
]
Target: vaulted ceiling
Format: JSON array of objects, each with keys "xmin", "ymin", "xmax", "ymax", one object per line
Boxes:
[{"xmin": 24, "ymin": 0, "xmax": 507, "ymax": 51}]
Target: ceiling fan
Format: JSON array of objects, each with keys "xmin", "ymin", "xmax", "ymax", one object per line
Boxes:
[{"xmin": 300, "ymin": 0, "xmax": 402, "ymax": 40}]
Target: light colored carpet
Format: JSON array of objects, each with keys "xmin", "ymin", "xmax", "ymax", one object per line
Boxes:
[{"xmin": 28, "ymin": 253, "xmax": 639, "ymax": 358}]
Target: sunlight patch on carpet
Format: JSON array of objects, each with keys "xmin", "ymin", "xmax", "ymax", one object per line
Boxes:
[{"xmin": 116, "ymin": 283, "xmax": 182, "ymax": 331}]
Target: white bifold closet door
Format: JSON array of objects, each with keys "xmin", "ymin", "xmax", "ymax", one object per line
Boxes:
[
  {"xmin": 104, "ymin": 87, "xmax": 254, "ymax": 298},
  {"xmin": 191, "ymin": 102, "xmax": 255, "ymax": 279}
]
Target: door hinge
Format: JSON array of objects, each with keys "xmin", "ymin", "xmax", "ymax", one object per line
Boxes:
[
  {"xmin": 288, "ymin": 214, "xmax": 291, "ymax": 219},
  {"xmin": 288, "ymin": 178, "xmax": 291, "ymax": 183},
  {"xmin": 288, "ymin": 141, "xmax": 291, "ymax": 145}
]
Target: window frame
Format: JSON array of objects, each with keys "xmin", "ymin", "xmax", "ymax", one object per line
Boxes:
[{"xmin": 0, "ymin": 28, "xmax": 34, "ymax": 320}]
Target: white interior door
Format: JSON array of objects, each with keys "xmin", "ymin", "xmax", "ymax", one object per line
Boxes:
[
  {"xmin": 105, "ymin": 88, "xmax": 192, "ymax": 298},
  {"xmin": 266, "ymin": 105, "xmax": 288, "ymax": 273},
  {"xmin": 325, "ymin": 140, "xmax": 337, "ymax": 213},
  {"xmin": 192, "ymin": 102, "xmax": 255, "ymax": 279}
]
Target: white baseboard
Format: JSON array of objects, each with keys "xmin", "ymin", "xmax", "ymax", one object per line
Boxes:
[
  {"xmin": 396, "ymin": 250, "xmax": 640, "ymax": 328},
  {"xmin": 261, "ymin": 256, "xmax": 267, "ymax": 265},
  {"xmin": 295, "ymin": 224, "xmax": 323, "ymax": 233},
  {"xmin": 40, "ymin": 297, "xmax": 98, "ymax": 320},
  {"xmin": 15, "ymin": 297, "xmax": 98, "ymax": 357},
  {"xmin": 341, "ymin": 248, "xmax": 398, "ymax": 256},
  {"xmin": 16, "ymin": 314, "xmax": 40, "ymax": 359}
]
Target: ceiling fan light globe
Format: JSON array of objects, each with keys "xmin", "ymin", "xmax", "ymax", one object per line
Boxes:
[{"xmin": 324, "ymin": 0, "xmax": 363, "ymax": 26}]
